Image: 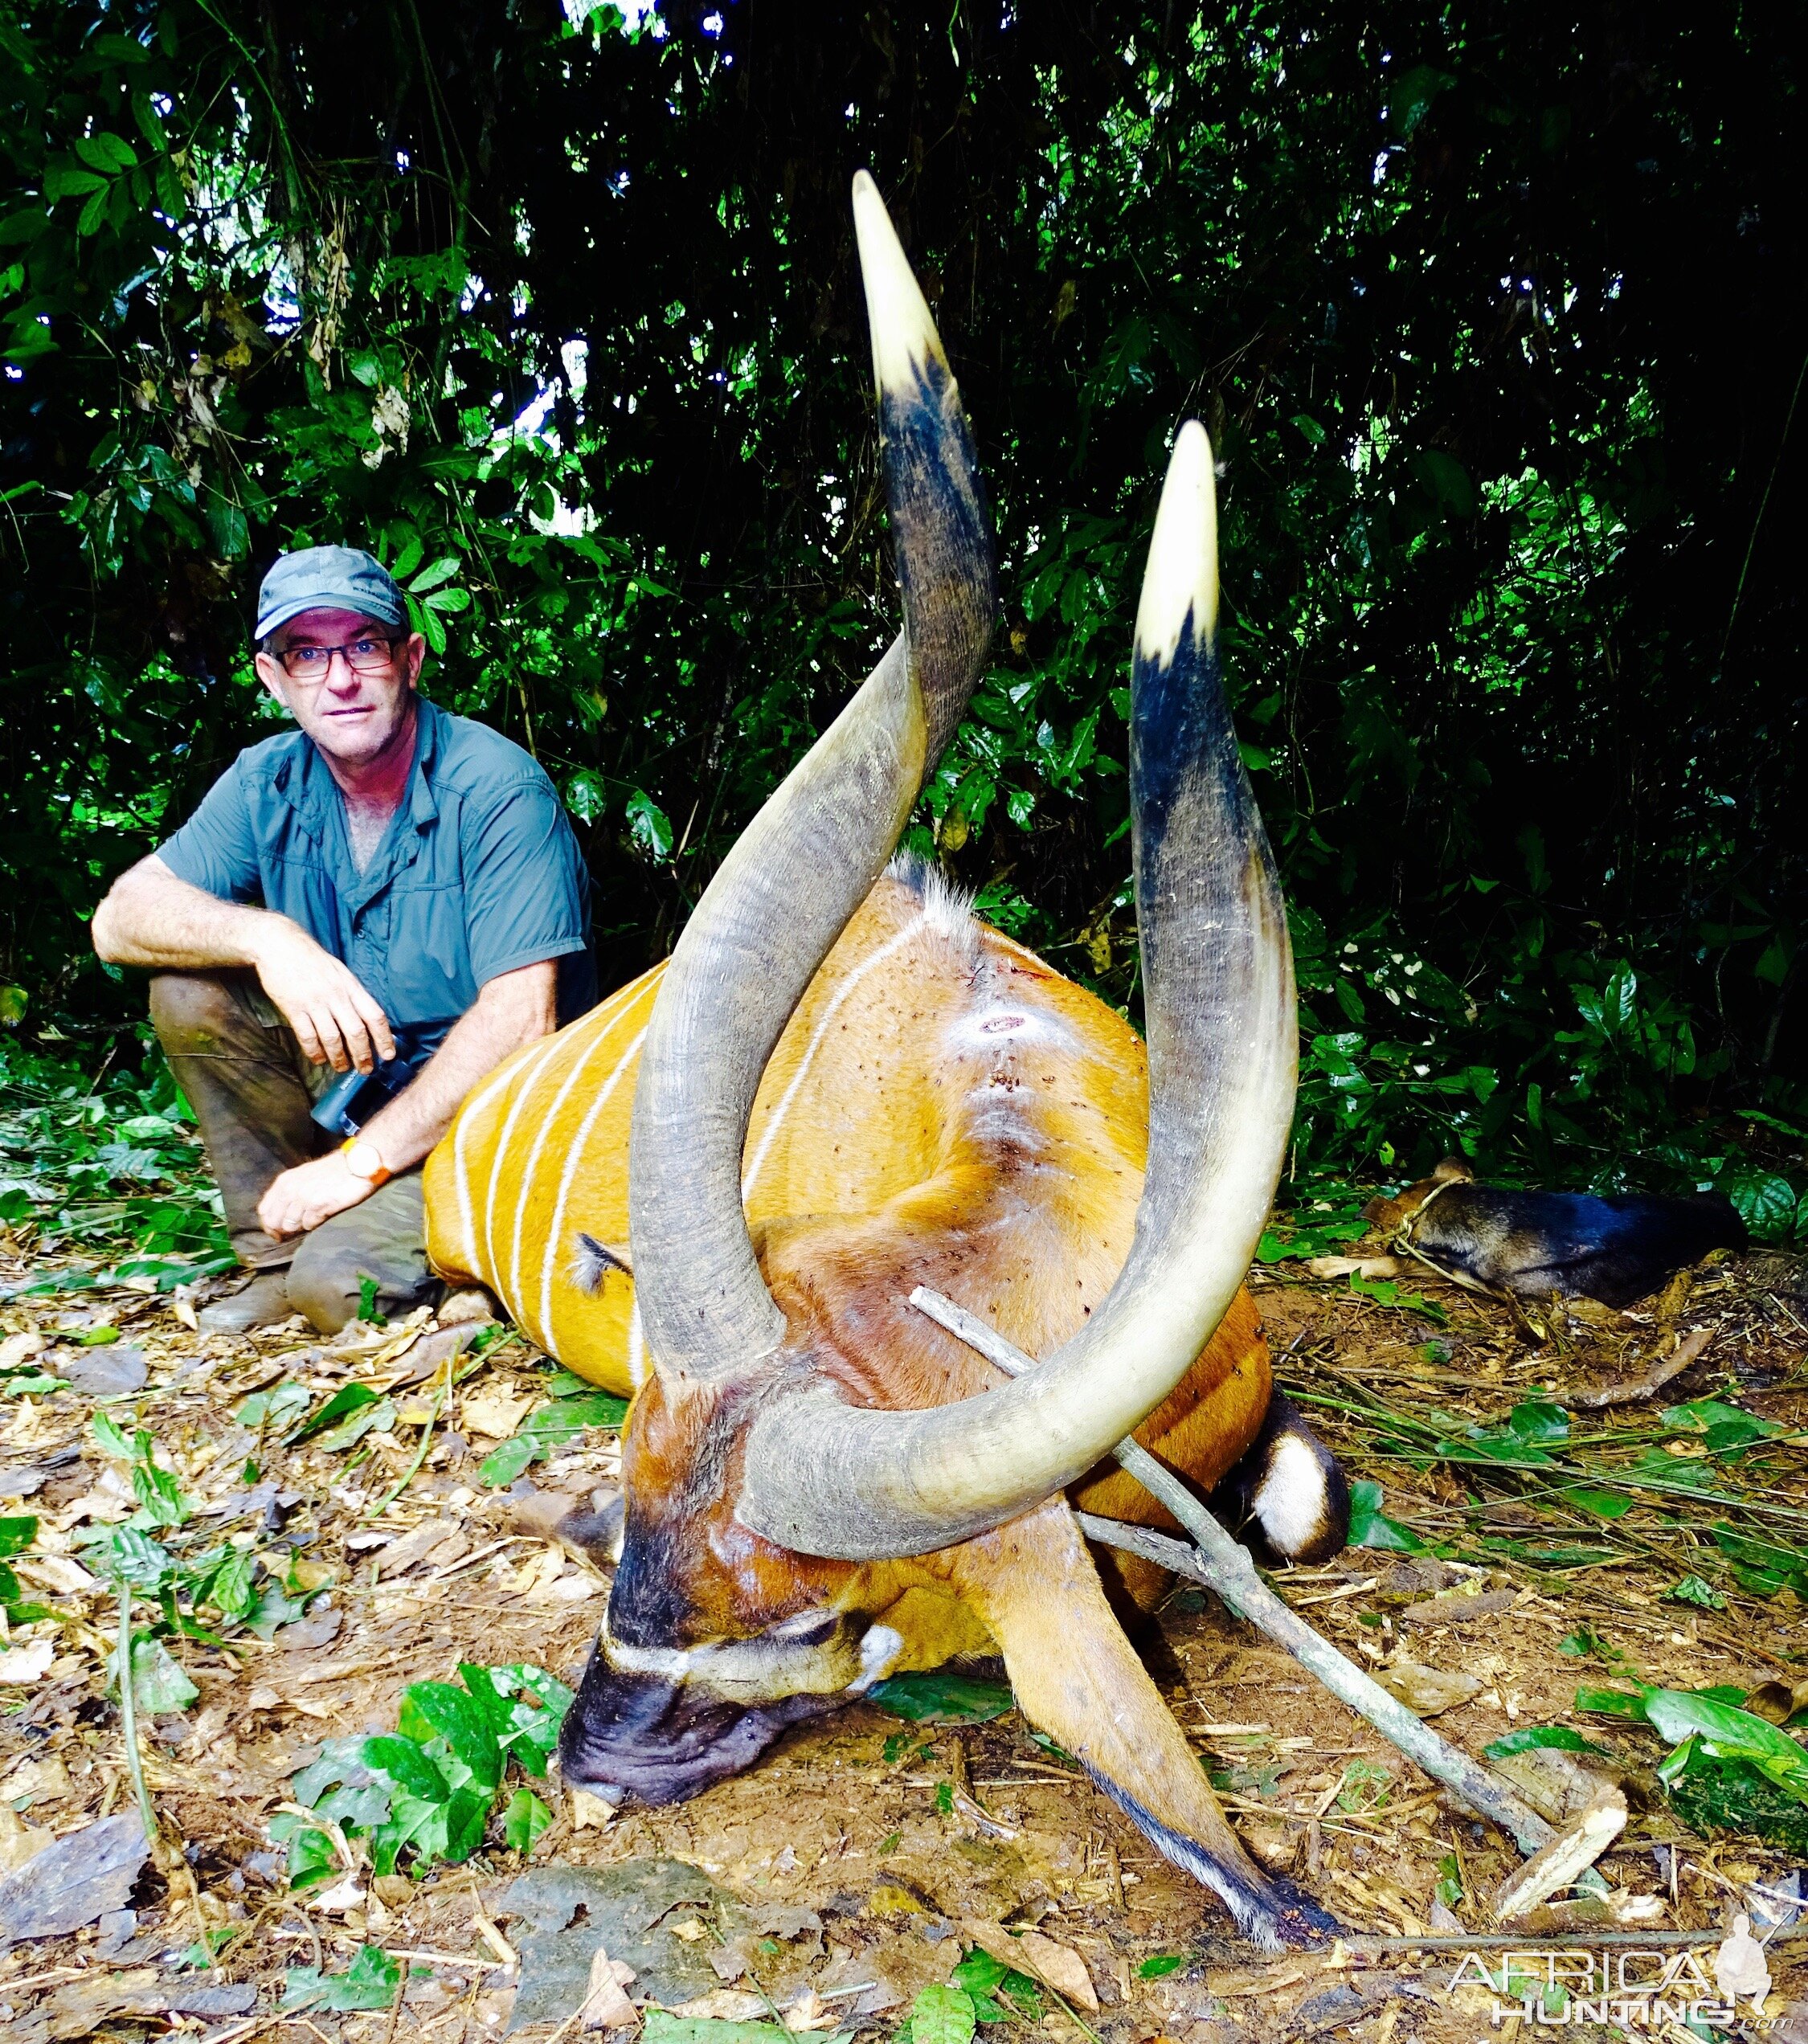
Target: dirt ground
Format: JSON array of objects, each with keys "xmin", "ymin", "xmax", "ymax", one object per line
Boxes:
[{"xmin": 2, "ymin": 1238, "xmax": 1806, "ymax": 2043}]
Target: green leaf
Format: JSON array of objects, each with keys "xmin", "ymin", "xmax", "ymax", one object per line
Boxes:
[
  {"xmin": 397, "ymin": 1680, "xmax": 503, "ymax": 1791},
  {"xmin": 1137, "ymin": 1955, "xmax": 1188, "ymax": 1979},
  {"xmin": 627, "ymin": 788, "xmax": 674, "ymax": 859},
  {"xmin": 1346, "ymin": 1478, "xmax": 1426, "ymax": 1551},
  {"xmin": 243, "ymin": 1579, "xmax": 307, "ymax": 1640},
  {"xmin": 1665, "ymin": 1574, "xmax": 1726, "ymax": 1610},
  {"xmin": 282, "ymin": 1945, "xmax": 403, "ymax": 2013},
  {"xmin": 129, "ymin": 1636, "xmax": 198, "ymax": 1713},
  {"xmin": 236, "ymin": 1382, "xmax": 313, "ymax": 1431},
  {"xmin": 1716, "ymin": 1167, "xmax": 1798, "ymax": 1243},
  {"xmin": 271, "ymin": 1812, "xmax": 341, "ymax": 1892},
  {"xmin": 908, "ymin": 1984, "xmax": 977, "ymax": 2044},
  {"xmin": 92, "ymin": 1411, "xmax": 133, "ymax": 1458},
  {"xmin": 1575, "ymin": 1686, "xmax": 1651, "ymax": 1718},
  {"xmin": 361, "ymin": 1732, "xmax": 451, "ymax": 1804},
  {"xmin": 75, "ymin": 131, "xmax": 138, "ymax": 174},
  {"xmin": 408, "ymin": 554, "xmax": 463, "ymax": 594},
  {"xmin": 0, "ymin": 1515, "xmax": 37, "ymax": 1559},
  {"xmin": 44, "ymin": 162, "xmax": 108, "ymax": 200},
  {"xmin": 92, "ymin": 1525, "xmax": 175, "ymax": 1590},
  {"xmin": 868, "ymin": 1671, "xmax": 1015, "ymax": 1723},
  {"xmin": 1483, "ymin": 1726, "xmax": 1610, "ymax": 1760},
  {"xmin": 202, "ymin": 1547, "xmax": 256, "ymax": 1621},
  {"xmin": 1557, "ymin": 1486, "xmax": 1634, "ymax": 1520},
  {"xmin": 1642, "ymin": 1689, "xmax": 1808, "ymax": 1808},
  {"xmin": 289, "ymin": 1381, "xmax": 382, "ymax": 1444},
  {"xmin": 503, "ymin": 1785, "xmax": 552, "ymax": 1852},
  {"xmin": 423, "ymin": 586, "xmax": 472, "ymax": 614},
  {"xmin": 316, "ymin": 1396, "xmax": 395, "ymax": 1453}
]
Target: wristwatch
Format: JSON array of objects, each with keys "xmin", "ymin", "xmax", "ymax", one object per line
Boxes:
[{"xmin": 341, "ymin": 1137, "xmax": 391, "ymax": 1189}]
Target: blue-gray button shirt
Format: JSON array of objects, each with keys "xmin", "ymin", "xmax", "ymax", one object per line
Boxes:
[{"xmin": 157, "ymin": 698, "xmax": 595, "ymax": 1058}]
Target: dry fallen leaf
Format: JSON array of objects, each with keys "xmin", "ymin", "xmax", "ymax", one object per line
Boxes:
[
  {"xmin": 0, "ymin": 1636, "xmax": 55, "ymax": 1685},
  {"xmin": 1372, "ymin": 1660, "xmax": 1483, "ymax": 1716},
  {"xmin": 568, "ymin": 1788, "xmax": 616, "ymax": 1831},
  {"xmin": 670, "ymin": 1991, "xmax": 767, "ymax": 2022},
  {"xmin": 0, "ymin": 1801, "xmax": 53, "ymax": 1876},
  {"xmin": 2, "ymin": 1752, "xmax": 74, "ymax": 1805},
  {"xmin": 579, "ymin": 1944, "xmax": 639, "ymax": 2030},
  {"xmin": 1016, "ymin": 1933, "xmax": 1100, "ymax": 2013},
  {"xmin": 460, "ymin": 1387, "xmax": 533, "ymax": 1441},
  {"xmin": 0, "ymin": 1330, "xmax": 45, "ymax": 1371}
]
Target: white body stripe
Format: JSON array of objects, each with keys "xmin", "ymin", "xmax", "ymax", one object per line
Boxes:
[
  {"xmin": 740, "ymin": 914, "xmax": 926, "ymax": 1200},
  {"xmin": 481, "ymin": 1031, "xmax": 570, "ymax": 1279},
  {"xmin": 538, "ymin": 1004, "xmax": 654, "ymax": 1354},
  {"xmin": 504, "ymin": 974, "xmax": 652, "ymax": 1314}
]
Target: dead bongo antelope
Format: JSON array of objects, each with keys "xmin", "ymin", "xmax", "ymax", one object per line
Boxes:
[{"xmin": 426, "ymin": 174, "xmax": 1346, "ymax": 1948}]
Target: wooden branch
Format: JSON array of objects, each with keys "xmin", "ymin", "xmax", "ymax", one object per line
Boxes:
[{"xmin": 907, "ymin": 1284, "xmax": 1556, "ymax": 1859}]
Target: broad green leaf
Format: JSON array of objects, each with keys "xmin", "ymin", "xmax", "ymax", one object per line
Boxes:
[
  {"xmin": 282, "ymin": 1945, "xmax": 403, "ymax": 2013},
  {"xmin": 1557, "ymin": 1486, "xmax": 1634, "ymax": 1520},
  {"xmin": 243, "ymin": 1580, "xmax": 307, "ymax": 1640},
  {"xmin": 627, "ymin": 787, "xmax": 673, "ymax": 859},
  {"xmin": 0, "ymin": 1514, "xmax": 37, "ymax": 1558},
  {"xmin": 44, "ymin": 162, "xmax": 108, "ymax": 199},
  {"xmin": 129, "ymin": 1636, "xmax": 198, "ymax": 1712},
  {"xmin": 397, "ymin": 1680, "xmax": 502, "ymax": 1790},
  {"xmin": 1665, "ymin": 1574, "xmax": 1726, "ymax": 1609},
  {"xmin": 1483, "ymin": 1726, "xmax": 1610, "ymax": 1760},
  {"xmin": 502, "ymin": 1785, "xmax": 552, "ymax": 1853},
  {"xmin": 1642, "ymin": 1690, "xmax": 1808, "ymax": 1808},
  {"xmin": 1717, "ymin": 1168, "xmax": 1798, "ymax": 1242},
  {"xmin": 1347, "ymin": 1478, "xmax": 1426, "ymax": 1551},
  {"xmin": 869, "ymin": 1670, "xmax": 1015, "ymax": 1723},
  {"xmin": 1574, "ymin": 1686, "xmax": 1651, "ymax": 1718},
  {"xmin": 360, "ymin": 1732, "xmax": 451, "ymax": 1804},
  {"xmin": 408, "ymin": 554, "xmax": 462, "ymax": 593},
  {"xmin": 271, "ymin": 1812, "xmax": 341, "ymax": 1891},
  {"xmin": 236, "ymin": 1382, "xmax": 313, "ymax": 1430},
  {"xmin": 290, "ymin": 1380, "xmax": 382, "ymax": 1443},
  {"xmin": 1137, "ymin": 1955, "xmax": 1188, "ymax": 1979},
  {"xmin": 908, "ymin": 1985, "xmax": 977, "ymax": 2044}
]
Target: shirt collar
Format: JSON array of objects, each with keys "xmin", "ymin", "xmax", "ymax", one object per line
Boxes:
[{"xmin": 273, "ymin": 694, "xmax": 440, "ymax": 839}]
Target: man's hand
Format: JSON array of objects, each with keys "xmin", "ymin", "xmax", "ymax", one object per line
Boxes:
[
  {"xmin": 259, "ymin": 1151, "xmax": 378, "ymax": 1240},
  {"xmin": 250, "ymin": 921, "xmax": 396, "ymax": 1073}
]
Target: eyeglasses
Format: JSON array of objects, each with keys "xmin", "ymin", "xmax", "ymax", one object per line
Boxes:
[{"xmin": 276, "ymin": 636, "xmax": 401, "ymax": 680}]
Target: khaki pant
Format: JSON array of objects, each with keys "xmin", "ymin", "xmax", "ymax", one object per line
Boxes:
[{"xmin": 149, "ymin": 970, "xmax": 440, "ymax": 1334}]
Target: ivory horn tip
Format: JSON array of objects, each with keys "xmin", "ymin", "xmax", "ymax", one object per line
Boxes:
[
  {"xmin": 851, "ymin": 169, "xmax": 946, "ymax": 402},
  {"xmin": 1134, "ymin": 419, "xmax": 1220, "ymax": 671}
]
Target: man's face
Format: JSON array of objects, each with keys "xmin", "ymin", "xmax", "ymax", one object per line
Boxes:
[{"xmin": 254, "ymin": 607, "xmax": 426, "ymax": 771}]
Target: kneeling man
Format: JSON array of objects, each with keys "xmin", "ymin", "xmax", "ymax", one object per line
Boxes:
[{"xmin": 92, "ymin": 546, "xmax": 593, "ymax": 1334}]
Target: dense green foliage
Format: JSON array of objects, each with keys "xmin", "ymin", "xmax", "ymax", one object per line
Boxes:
[{"xmin": 2, "ymin": 1, "xmax": 1806, "ymax": 1220}]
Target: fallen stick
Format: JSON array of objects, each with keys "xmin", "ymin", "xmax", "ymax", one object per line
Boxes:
[{"xmin": 908, "ymin": 1285, "xmax": 1556, "ymax": 1859}]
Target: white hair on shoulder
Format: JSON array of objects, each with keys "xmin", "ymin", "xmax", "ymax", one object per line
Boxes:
[{"xmin": 886, "ymin": 852, "xmax": 978, "ymax": 951}]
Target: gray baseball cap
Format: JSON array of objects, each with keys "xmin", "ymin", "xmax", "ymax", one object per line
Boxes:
[{"xmin": 256, "ymin": 545, "xmax": 407, "ymax": 640}]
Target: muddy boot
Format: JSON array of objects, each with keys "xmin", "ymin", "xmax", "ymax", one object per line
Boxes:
[{"xmin": 197, "ymin": 1268, "xmax": 296, "ymax": 1335}]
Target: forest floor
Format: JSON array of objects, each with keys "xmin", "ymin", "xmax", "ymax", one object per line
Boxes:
[{"xmin": 2, "ymin": 1229, "xmax": 1806, "ymax": 2044}]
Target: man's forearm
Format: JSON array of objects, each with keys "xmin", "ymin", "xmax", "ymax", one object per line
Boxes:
[
  {"xmin": 354, "ymin": 965, "xmax": 558, "ymax": 1174},
  {"xmin": 92, "ymin": 856, "xmax": 292, "ymax": 971}
]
